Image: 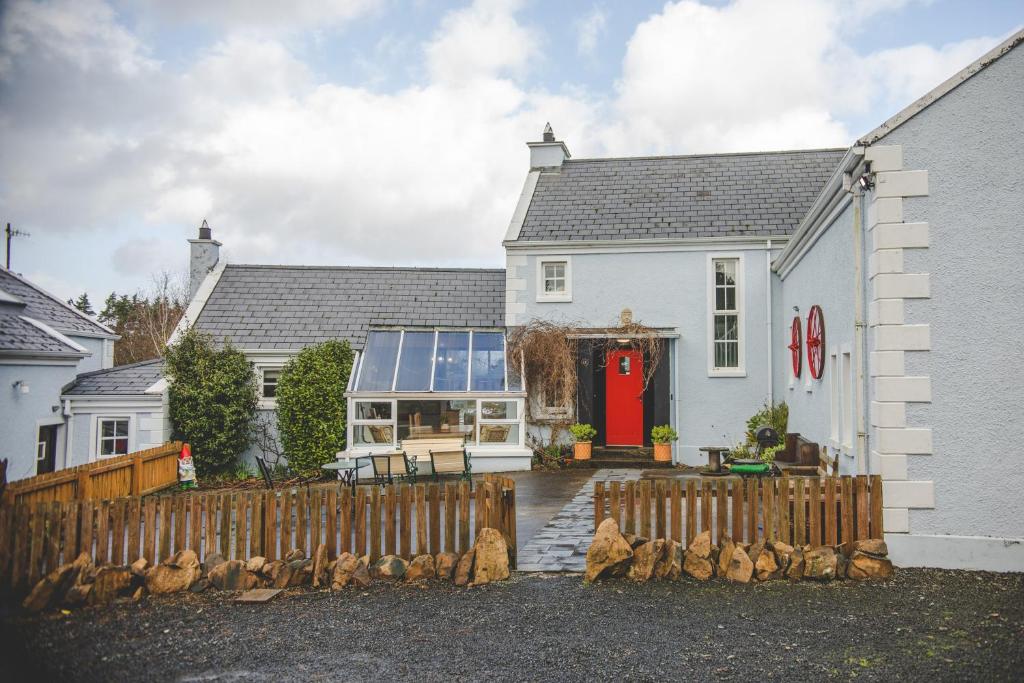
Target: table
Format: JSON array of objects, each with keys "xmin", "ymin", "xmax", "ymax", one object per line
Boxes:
[
  {"xmin": 698, "ymin": 446, "xmax": 729, "ymax": 473},
  {"xmin": 321, "ymin": 455, "xmax": 366, "ymax": 490}
]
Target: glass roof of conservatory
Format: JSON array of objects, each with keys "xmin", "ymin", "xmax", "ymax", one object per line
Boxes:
[{"xmin": 352, "ymin": 329, "xmax": 522, "ymax": 393}]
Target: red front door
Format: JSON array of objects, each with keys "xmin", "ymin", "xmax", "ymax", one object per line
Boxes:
[{"xmin": 605, "ymin": 349, "xmax": 643, "ymax": 446}]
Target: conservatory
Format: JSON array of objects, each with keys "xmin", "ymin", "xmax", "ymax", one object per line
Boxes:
[{"xmin": 344, "ymin": 328, "xmax": 533, "ymax": 473}]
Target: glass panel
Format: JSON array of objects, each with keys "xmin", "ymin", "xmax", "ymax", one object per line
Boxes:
[
  {"xmin": 354, "ymin": 424, "xmax": 394, "ymax": 446},
  {"xmin": 470, "ymin": 332, "xmax": 506, "ymax": 391},
  {"xmin": 395, "ymin": 331, "xmax": 434, "ymax": 391},
  {"xmin": 479, "ymin": 423, "xmax": 519, "ymax": 445},
  {"xmin": 115, "ymin": 420, "xmax": 129, "ymax": 437},
  {"xmin": 715, "ymin": 341, "xmax": 739, "ymax": 368},
  {"xmin": 355, "ymin": 401, "xmax": 393, "ymax": 420},
  {"xmin": 397, "ymin": 400, "xmax": 476, "ymax": 442},
  {"xmin": 357, "ymin": 331, "xmax": 401, "ymax": 391},
  {"xmin": 618, "ymin": 356, "xmax": 630, "ymax": 375},
  {"xmin": 714, "ymin": 314, "xmax": 738, "ymax": 341},
  {"xmin": 481, "ymin": 400, "xmax": 517, "ymax": 420},
  {"xmin": 725, "ymin": 287, "xmax": 736, "ymax": 311},
  {"xmin": 432, "ymin": 332, "xmax": 469, "ymax": 391},
  {"xmin": 100, "ymin": 440, "xmax": 114, "ymax": 456},
  {"xmin": 115, "ymin": 438, "xmax": 128, "ymax": 454},
  {"xmin": 102, "ymin": 420, "xmax": 116, "ymax": 438},
  {"xmin": 263, "ymin": 370, "xmax": 280, "ymax": 398}
]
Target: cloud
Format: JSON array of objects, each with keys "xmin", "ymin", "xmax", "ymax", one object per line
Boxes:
[
  {"xmin": 576, "ymin": 6, "xmax": 607, "ymax": 57},
  {"xmin": 129, "ymin": 0, "xmax": 380, "ymax": 31},
  {"xmin": 425, "ymin": 0, "xmax": 539, "ymax": 84}
]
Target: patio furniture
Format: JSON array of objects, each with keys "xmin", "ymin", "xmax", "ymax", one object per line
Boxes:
[
  {"xmin": 400, "ymin": 435, "xmax": 466, "ymax": 470},
  {"xmin": 699, "ymin": 446, "xmax": 729, "ymax": 473},
  {"xmin": 322, "ymin": 453, "xmax": 367, "ymax": 491},
  {"xmin": 429, "ymin": 448, "xmax": 472, "ymax": 485},
  {"xmin": 367, "ymin": 451, "xmax": 417, "ymax": 486}
]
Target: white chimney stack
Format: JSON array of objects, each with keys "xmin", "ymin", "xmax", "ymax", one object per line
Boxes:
[
  {"xmin": 527, "ymin": 123, "xmax": 570, "ymax": 168},
  {"xmin": 188, "ymin": 219, "xmax": 221, "ymax": 301}
]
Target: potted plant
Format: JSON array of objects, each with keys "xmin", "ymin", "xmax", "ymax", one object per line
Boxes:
[
  {"xmin": 651, "ymin": 425, "xmax": 678, "ymax": 462},
  {"xmin": 569, "ymin": 423, "xmax": 597, "ymax": 460}
]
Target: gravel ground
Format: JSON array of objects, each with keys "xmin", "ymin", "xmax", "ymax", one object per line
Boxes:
[{"xmin": 2, "ymin": 569, "xmax": 1022, "ymax": 682}]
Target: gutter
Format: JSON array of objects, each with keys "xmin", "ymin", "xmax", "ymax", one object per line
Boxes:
[{"xmin": 506, "ymin": 235, "xmax": 789, "ymax": 252}]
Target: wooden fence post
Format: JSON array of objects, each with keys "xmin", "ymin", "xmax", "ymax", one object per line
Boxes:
[
  {"xmin": 131, "ymin": 454, "xmax": 143, "ymax": 497},
  {"xmin": 624, "ymin": 481, "xmax": 636, "ymax": 536},
  {"xmin": 670, "ymin": 481, "xmax": 682, "ymax": 543},
  {"xmin": 869, "ymin": 475, "xmax": 884, "ymax": 538},
  {"xmin": 639, "ymin": 481, "xmax": 652, "ymax": 539},
  {"xmin": 593, "ymin": 482, "xmax": 605, "ymax": 531},
  {"xmin": 655, "ymin": 480, "xmax": 667, "ymax": 540}
]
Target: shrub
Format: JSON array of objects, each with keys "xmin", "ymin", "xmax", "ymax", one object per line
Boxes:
[
  {"xmin": 745, "ymin": 400, "xmax": 789, "ymax": 445},
  {"xmin": 165, "ymin": 327, "xmax": 258, "ymax": 476},
  {"xmin": 651, "ymin": 424, "xmax": 678, "ymax": 444},
  {"xmin": 569, "ymin": 423, "xmax": 597, "ymax": 442},
  {"xmin": 760, "ymin": 443, "xmax": 785, "ymax": 464},
  {"xmin": 275, "ymin": 340, "xmax": 355, "ymax": 476}
]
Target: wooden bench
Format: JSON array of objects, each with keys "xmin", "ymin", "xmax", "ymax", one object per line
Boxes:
[
  {"xmin": 365, "ymin": 451, "xmax": 417, "ymax": 485},
  {"xmin": 400, "ymin": 436, "xmax": 471, "ymax": 484}
]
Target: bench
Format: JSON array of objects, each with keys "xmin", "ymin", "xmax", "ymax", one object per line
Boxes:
[{"xmin": 400, "ymin": 436, "xmax": 471, "ymax": 484}]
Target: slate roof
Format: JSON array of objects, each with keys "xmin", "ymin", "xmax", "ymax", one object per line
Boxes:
[
  {"xmin": 193, "ymin": 265, "xmax": 506, "ymax": 350},
  {"xmin": 63, "ymin": 359, "xmax": 165, "ymax": 396},
  {"xmin": 0, "ymin": 310, "xmax": 85, "ymax": 355},
  {"xmin": 515, "ymin": 148, "xmax": 847, "ymax": 241},
  {"xmin": 0, "ymin": 268, "xmax": 115, "ymax": 337}
]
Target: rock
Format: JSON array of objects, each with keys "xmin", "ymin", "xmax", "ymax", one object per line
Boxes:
[
  {"xmin": 682, "ymin": 551, "xmax": 713, "ymax": 581},
  {"xmin": 23, "ymin": 563, "xmax": 80, "ymax": 613},
  {"xmin": 747, "ymin": 541, "xmax": 765, "ymax": 566},
  {"xmin": 454, "ymin": 549, "xmax": 475, "ymax": 587},
  {"xmin": 262, "ymin": 560, "xmax": 283, "ymax": 578},
  {"xmin": 836, "ymin": 551, "xmax": 849, "ymax": 578},
  {"xmin": 189, "ymin": 578, "xmax": 210, "ymax": 593},
  {"xmin": 406, "ymin": 554, "xmax": 436, "ymax": 583},
  {"xmin": 311, "ymin": 544, "xmax": 330, "ymax": 588},
  {"xmin": 847, "ymin": 551, "xmax": 894, "ymax": 580},
  {"xmin": 132, "ymin": 586, "xmax": 144, "ymax": 602},
  {"xmin": 331, "ymin": 553, "xmax": 359, "ymax": 589},
  {"xmin": 435, "ymin": 552, "xmax": 459, "ymax": 581},
  {"xmin": 772, "ymin": 541, "xmax": 795, "ymax": 556},
  {"xmin": 64, "ymin": 582, "xmax": 92, "ymax": 606},
  {"xmin": 285, "ymin": 549, "xmax": 305, "ymax": 562},
  {"xmin": 725, "ymin": 546, "xmax": 754, "ymax": 583},
  {"xmin": 472, "ymin": 528, "xmax": 511, "ymax": 585},
  {"xmin": 370, "ymin": 555, "xmax": 408, "ymax": 580},
  {"xmin": 786, "ymin": 548, "xmax": 805, "ymax": 581},
  {"xmin": 208, "ymin": 560, "xmax": 258, "ymax": 591},
  {"xmin": 624, "ymin": 534, "xmax": 649, "ymax": 550},
  {"xmin": 852, "ymin": 539, "xmax": 888, "ymax": 557},
  {"xmin": 89, "ymin": 567, "xmax": 133, "ymax": 605},
  {"xmin": 146, "ymin": 550, "xmax": 202, "ymax": 594},
  {"xmin": 130, "ymin": 558, "xmax": 149, "ymax": 578},
  {"xmin": 204, "ymin": 553, "xmax": 226, "ymax": 576},
  {"xmin": 246, "ymin": 556, "xmax": 267, "ymax": 574},
  {"xmin": 803, "ymin": 546, "xmax": 838, "ymax": 581},
  {"xmin": 772, "ymin": 541, "xmax": 794, "ymax": 573},
  {"xmin": 287, "ymin": 560, "xmax": 311, "ymax": 587},
  {"xmin": 627, "ymin": 539, "xmax": 665, "ymax": 582},
  {"xmin": 687, "ymin": 530, "xmax": 711, "ymax": 559},
  {"xmin": 351, "ymin": 556, "xmax": 371, "ymax": 588},
  {"xmin": 718, "ymin": 538, "xmax": 736, "ymax": 577},
  {"xmin": 584, "ymin": 518, "xmax": 634, "ymax": 583},
  {"xmin": 654, "ymin": 539, "xmax": 682, "ymax": 580},
  {"xmin": 755, "ymin": 546, "xmax": 780, "ymax": 581}
]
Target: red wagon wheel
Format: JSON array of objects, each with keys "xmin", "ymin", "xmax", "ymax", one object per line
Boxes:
[
  {"xmin": 806, "ymin": 305, "xmax": 825, "ymax": 380},
  {"xmin": 787, "ymin": 316, "xmax": 802, "ymax": 378}
]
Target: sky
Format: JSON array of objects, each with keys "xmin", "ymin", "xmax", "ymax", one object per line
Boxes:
[{"xmin": 0, "ymin": 0, "xmax": 1021, "ymax": 307}]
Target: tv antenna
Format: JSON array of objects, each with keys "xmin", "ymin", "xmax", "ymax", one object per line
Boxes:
[{"xmin": 5, "ymin": 223, "xmax": 31, "ymax": 270}]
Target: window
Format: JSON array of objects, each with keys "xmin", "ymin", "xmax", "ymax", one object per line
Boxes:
[
  {"xmin": 351, "ymin": 398, "xmax": 524, "ymax": 448},
  {"xmin": 841, "ymin": 349, "xmax": 853, "ymax": 448},
  {"xmin": 479, "ymin": 400, "xmax": 519, "ymax": 445},
  {"xmin": 352, "ymin": 400, "xmax": 395, "ymax": 447},
  {"xmin": 708, "ymin": 256, "xmax": 743, "ymax": 375},
  {"xmin": 470, "ymin": 332, "xmax": 506, "ymax": 391},
  {"xmin": 397, "ymin": 400, "xmax": 476, "ymax": 441},
  {"xmin": 356, "ymin": 331, "xmax": 401, "ymax": 391},
  {"xmin": 395, "ymin": 331, "xmax": 434, "ymax": 391},
  {"xmin": 433, "ymin": 332, "xmax": 470, "ymax": 391},
  {"xmin": 37, "ymin": 425, "xmax": 58, "ymax": 475},
  {"xmin": 98, "ymin": 418, "xmax": 130, "ymax": 457},
  {"xmin": 536, "ymin": 258, "xmax": 572, "ymax": 302},
  {"xmin": 262, "ymin": 369, "xmax": 281, "ymax": 398}
]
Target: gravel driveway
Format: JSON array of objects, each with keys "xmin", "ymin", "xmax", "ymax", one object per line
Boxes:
[{"xmin": 2, "ymin": 569, "xmax": 1022, "ymax": 681}]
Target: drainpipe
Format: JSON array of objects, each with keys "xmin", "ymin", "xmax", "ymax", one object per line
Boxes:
[
  {"xmin": 765, "ymin": 239, "xmax": 774, "ymax": 404},
  {"xmin": 851, "ymin": 186, "xmax": 868, "ymax": 475}
]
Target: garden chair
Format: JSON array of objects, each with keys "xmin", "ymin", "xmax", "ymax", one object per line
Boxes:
[
  {"xmin": 367, "ymin": 451, "xmax": 417, "ymax": 486},
  {"xmin": 429, "ymin": 448, "xmax": 472, "ymax": 487}
]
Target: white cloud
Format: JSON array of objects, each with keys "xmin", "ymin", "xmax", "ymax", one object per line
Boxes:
[
  {"xmin": 576, "ymin": 6, "xmax": 607, "ymax": 57},
  {"xmin": 425, "ymin": 0, "xmax": 539, "ymax": 83},
  {"xmin": 130, "ymin": 0, "xmax": 380, "ymax": 31}
]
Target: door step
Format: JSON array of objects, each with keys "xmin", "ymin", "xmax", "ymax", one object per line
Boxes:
[{"xmin": 577, "ymin": 459, "xmax": 674, "ymax": 469}]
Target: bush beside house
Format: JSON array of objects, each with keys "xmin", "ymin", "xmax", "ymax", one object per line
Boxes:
[
  {"xmin": 275, "ymin": 340, "xmax": 354, "ymax": 476},
  {"xmin": 164, "ymin": 328, "xmax": 258, "ymax": 476}
]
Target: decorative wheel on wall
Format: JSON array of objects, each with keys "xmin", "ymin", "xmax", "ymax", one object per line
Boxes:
[
  {"xmin": 806, "ymin": 305, "xmax": 825, "ymax": 380},
  {"xmin": 788, "ymin": 316, "xmax": 802, "ymax": 378}
]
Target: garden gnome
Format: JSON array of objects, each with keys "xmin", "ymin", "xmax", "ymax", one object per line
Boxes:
[{"xmin": 178, "ymin": 443, "xmax": 197, "ymax": 490}]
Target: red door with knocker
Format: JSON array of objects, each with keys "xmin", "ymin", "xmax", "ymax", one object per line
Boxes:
[{"xmin": 605, "ymin": 349, "xmax": 644, "ymax": 446}]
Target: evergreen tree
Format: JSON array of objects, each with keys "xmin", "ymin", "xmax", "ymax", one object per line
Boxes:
[{"xmin": 69, "ymin": 292, "xmax": 95, "ymax": 315}]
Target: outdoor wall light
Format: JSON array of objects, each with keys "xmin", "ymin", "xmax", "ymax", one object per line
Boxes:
[
  {"xmin": 792, "ymin": 306, "xmax": 799, "ymax": 313},
  {"xmin": 857, "ymin": 161, "xmax": 875, "ymax": 190},
  {"xmin": 12, "ymin": 380, "xmax": 30, "ymax": 394}
]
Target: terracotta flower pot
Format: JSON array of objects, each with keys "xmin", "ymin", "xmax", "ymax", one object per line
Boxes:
[
  {"xmin": 653, "ymin": 442, "xmax": 673, "ymax": 462},
  {"xmin": 574, "ymin": 442, "xmax": 592, "ymax": 460}
]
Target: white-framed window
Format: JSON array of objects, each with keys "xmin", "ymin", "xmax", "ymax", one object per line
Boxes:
[
  {"xmin": 98, "ymin": 417, "xmax": 130, "ymax": 458},
  {"xmin": 349, "ymin": 398, "xmax": 525, "ymax": 448},
  {"xmin": 534, "ymin": 385, "xmax": 573, "ymax": 421},
  {"xmin": 841, "ymin": 348, "xmax": 853, "ymax": 449},
  {"xmin": 707, "ymin": 254, "xmax": 744, "ymax": 376},
  {"xmin": 262, "ymin": 369, "xmax": 281, "ymax": 398},
  {"xmin": 352, "ymin": 400, "xmax": 397, "ymax": 447},
  {"xmin": 478, "ymin": 400, "xmax": 520, "ymax": 445},
  {"xmin": 536, "ymin": 257, "xmax": 572, "ymax": 302},
  {"xmin": 257, "ymin": 366, "xmax": 284, "ymax": 407}
]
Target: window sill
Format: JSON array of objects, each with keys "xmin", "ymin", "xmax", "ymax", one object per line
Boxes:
[
  {"xmin": 707, "ymin": 369, "xmax": 746, "ymax": 378},
  {"xmin": 258, "ymin": 399, "xmax": 278, "ymax": 410},
  {"xmin": 535, "ymin": 295, "xmax": 572, "ymax": 303}
]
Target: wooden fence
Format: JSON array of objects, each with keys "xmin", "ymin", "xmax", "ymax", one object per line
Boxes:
[
  {"xmin": 594, "ymin": 474, "xmax": 883, "ymax": 547},
  {"xmin": 0, "ymin": 475, "xmax": 516, "ymax": 594},
  {"xmin": 2, "ymin": 442, "xmax": 182, "ymax": 507}
]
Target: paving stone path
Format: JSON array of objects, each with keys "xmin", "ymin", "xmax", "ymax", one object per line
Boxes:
[{"xmin": 517, "ymin": 469, "xmax": 641, "ymax": 572}]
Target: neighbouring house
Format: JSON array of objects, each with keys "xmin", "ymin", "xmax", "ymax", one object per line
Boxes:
[
  {"xmin": 172, "ymin": 229, "xmax": 532, "ymax": 473},
  {"xmin": 59, "ymin": 359, "xmax": 170, "ymax": 466},
  {"xmin": 0, "ymin": 268, "xmax": 119, "ymax": 481}
]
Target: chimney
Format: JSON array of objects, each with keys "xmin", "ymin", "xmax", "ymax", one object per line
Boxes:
[
  {"xmin": 527, "ymin": 122, "xmax": 571, "ymax": 168},
  {"xmin": 187, "ymin": 219, "xmax": 221, "ymax": 301}
]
